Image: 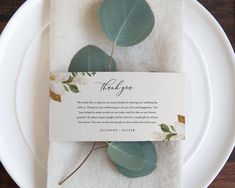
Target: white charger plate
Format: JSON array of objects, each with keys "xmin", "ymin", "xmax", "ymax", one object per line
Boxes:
[{"xmin": 0, "ymin": 0, "xmax": 235, "ymax": 187}]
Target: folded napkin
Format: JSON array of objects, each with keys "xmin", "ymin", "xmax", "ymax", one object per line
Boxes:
[{"xmin": 48, "ymin": 0, "xmax": 183, "ymax": 187}]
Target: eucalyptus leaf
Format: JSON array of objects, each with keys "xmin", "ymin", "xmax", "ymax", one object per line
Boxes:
[
  {"xmin": 107, "ymin": 142, "xmax": 145, "ymax": 171},
  {"xmin": 99, "ymin": 0, "xmax": 155, "ymax": 47},
  {"xmin": 68, "ymin": 45, "xmax": 116, "ymax": 72},
  {"xmin": 116, "ymin": 142, "xmax": 157, "ymax": 178}
]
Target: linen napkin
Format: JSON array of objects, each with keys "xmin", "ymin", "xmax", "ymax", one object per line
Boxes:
[{"xmin": 48, "ymin": 0, "xmax": 183, "ymax": 188}]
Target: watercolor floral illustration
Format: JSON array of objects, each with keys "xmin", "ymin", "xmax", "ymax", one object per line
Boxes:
[
  {"xmin": 152, "ymin": 115, "xmax": 185, "ymax": 141},
  {"xmin": 49, "ymin": 72, "xmax": 96, "ymax": 102}
]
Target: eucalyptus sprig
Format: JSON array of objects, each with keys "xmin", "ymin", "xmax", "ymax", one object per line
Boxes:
[
  {"xmin": 99, "ymin": 0, "xmax": 155, "ymax": 68},
  {"xmin": 59, "ymin": 0, "xmax": 156, "ymax": 185}
]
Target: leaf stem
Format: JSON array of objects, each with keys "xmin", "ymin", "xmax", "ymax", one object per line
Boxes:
[
  {"xmin": 58, "ymin": 142, "xmax": 96, "ymax": 186},
  {"xmin": 94, "ymin": 144, "xmax": 108, "ymax": 150},
  {"xmin": 108, "ymin": 43, "xmax": 115, "ymax": 71}
]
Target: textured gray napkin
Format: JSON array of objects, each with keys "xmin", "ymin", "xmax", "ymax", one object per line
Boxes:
[{"xmin": 48, "ymin": 0, "xmax": 183, "ymax": 187}]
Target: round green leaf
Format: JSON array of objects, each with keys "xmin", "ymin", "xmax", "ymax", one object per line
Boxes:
[
  {"xmin": 99, "ymin": 0, "xmax": 155, "ymax": 47},
  {"xmin": 107, "ymin": 142, "xmax": 145, "ymax": 171},
  {"xmin": 68, "ymin": 45, "xmax": 116, "ymax": 72},
  {"xmin": 116, "ymin": 142, "xmax": 157, "ymax": 178}
]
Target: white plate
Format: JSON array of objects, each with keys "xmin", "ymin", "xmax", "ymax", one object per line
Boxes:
[{"xmin": 0, "ymin": 0, "xmax": 234, "ymax": 187}]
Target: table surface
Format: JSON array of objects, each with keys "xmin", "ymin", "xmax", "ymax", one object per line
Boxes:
[{"xmin": 0, "ymin": 0, "xmax": 234, "ymax": 187}]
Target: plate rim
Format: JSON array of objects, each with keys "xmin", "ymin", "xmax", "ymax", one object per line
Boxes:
[
  {"xmin": 0, "ymin": 0, "xmax": 44, "ymax": 187},
  {"xmin": 186, "ymin": 1, "xmax": 235, "ymax": 186}
]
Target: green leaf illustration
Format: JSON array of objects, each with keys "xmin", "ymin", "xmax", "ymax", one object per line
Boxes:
[
  {"xmin": 71, "ymin": 72, "xmax": 77, "ymax": 77},
  {"xmin": 99, "ymin": 0, "xmax": 155, "ymax": 47},
  {"xmin": 63, "ymin": 85, "xmax": 69, "ymax": 91},
  {"xmin": 116, "ymin": 142, "xmax": 157, "ymax": 178},
  {"xmin": 170, "ymin": 125, "xmax": 176, "ymax": 132},
  {"xmin": 68, "ymin": 45, "xmax": 116, "ymax": 72},
  {"xmin": 69, "ymin": 84, "xmax": 79, "ymax": 93},
  {"xmin": 62, "ymin": 76, "xmax": 73, "ymax": 84},
  {"xmin": 86, "ymin": 72, "xmax": 92, "ymax": 77},
  {"xmin": 159, "ymin": 124, "xmax": 171, "ymax": 133},
  {"xmin": 107, "ymin": 142, "xmax": 145, "ymax": 171},
  {"xmin": 165, "ymin": 133, "xmax": 177, "ymax": 141}
]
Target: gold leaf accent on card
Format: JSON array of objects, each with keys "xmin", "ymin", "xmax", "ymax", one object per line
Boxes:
[
  {"xmin": 50, "ymin": 89, "xmax": 61, "ymax": 102},
  {"xmin": 50, "ymin": 74, "xmax": 56, "ymax": 81},
  {"xmin": 178, "ymin": 115, "xmax": 185, "ymax": 124}
]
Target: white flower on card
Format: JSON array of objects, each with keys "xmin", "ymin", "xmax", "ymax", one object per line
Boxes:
[
  {"xmin": 50, "ymin": 82, "xmax": 66, "ymax": 95},
  {"xmin": 151, "ymin": 131, "xmax": 166, "ymax": 141},
  {"xmin": 50, "ymin": 73, "xmax": 70, "ymax": 83},
  {"xmin": 168, "ymin": 133, "xmax": 185, "ymax": 141}
]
